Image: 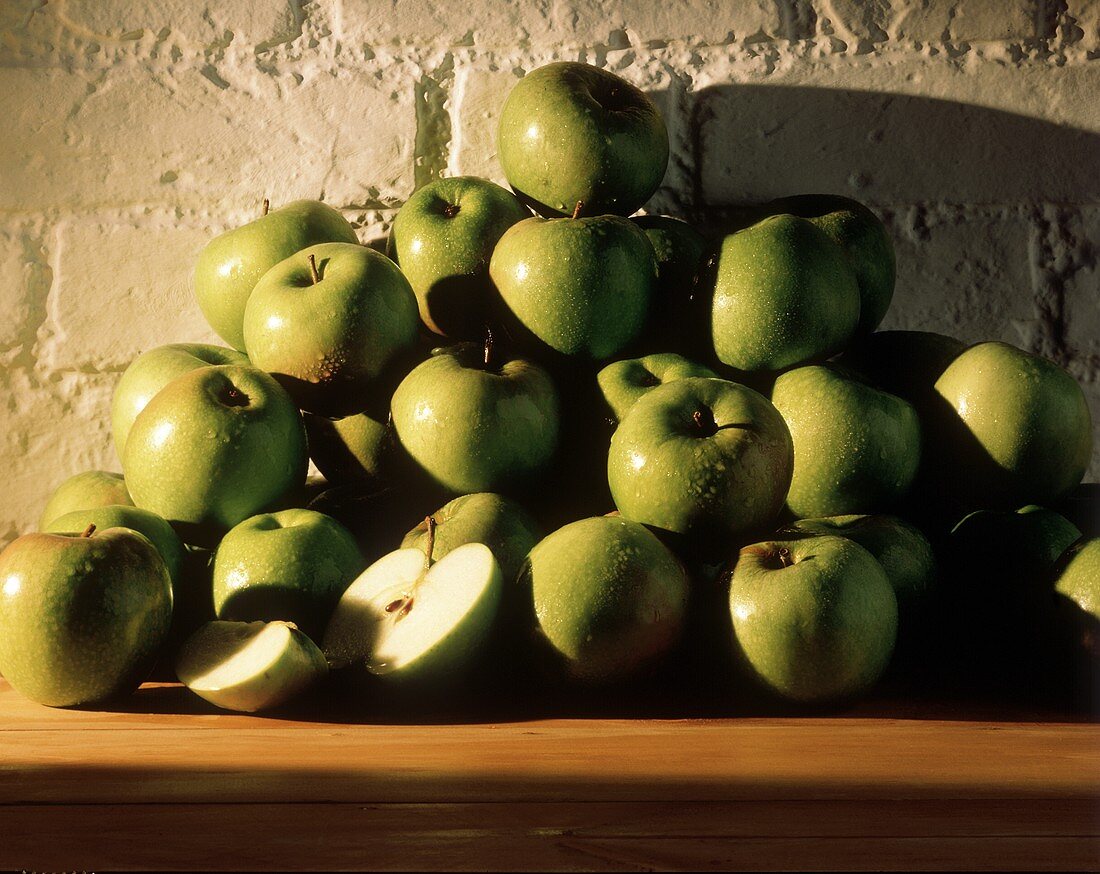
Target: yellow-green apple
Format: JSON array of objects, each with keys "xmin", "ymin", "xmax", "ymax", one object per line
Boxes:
[
  {"xmin": 123, "ymin": 365, "xmax": 308, "ymax": 542},
  {"xmin": 390, "ymin": 340, "xmax": 559, "ymax": 494},
  {"xmin": 931, "ymin": 342, "xmax": 1093, "ymax": 509},
  {"xmin": 523, "ymin": 516, "xmax": 689, "ymax": 683},
  {"xmin": 0, "ymin": 526, "xmax": 172, "ymax": 706},
  {"xmin": 243, "ymin": 242, "xmax": 420, "ymax": 416},
  {"xmin": 708, "ymin": 214, "xmax": 860, "ymax": 372},
  {"xmin": 488, "ymin": 212, "xmax": 656, "ymax": 362},
  {"xmin": 597, "ymin": 352, "xmax": 717, "ymax": 423},
  {"xmin": 39, "ymin": 471, "xmax": 132, "ymax": 529},
  {"xmin": 771, "ymin": 364, "xmax": 921, "ymax": 518},
  {"xmin": 608, "ymin": 377, "xmax": 793, "ymax": 546},
  {"xmin": 727, "ymin": 535, "xmax": 897, "ymax": 703},
  {"xmin": 194, "ymin": 199, "xmax": 358, "ymax": 351},
  {"xmin": 212, "ymin": 509, "xmax": 363, "ymax": 640},
  {"xmin": 44, "ymin": 505, "xmax": 183, "ymax": 585},
  {"xmin": 764, "ymin": 194, "xmax": 895, "ymax": 334},
  {"xmin": 111, "ymin": 343, "xmax": 250, "ymax": 456},
  {"xmin": 388, "ymin": 176, "xmax": 529, "ymax": 338},
  {"xmin": 497, "ymin": 61, "xmax": 669, "ymax": 217}
]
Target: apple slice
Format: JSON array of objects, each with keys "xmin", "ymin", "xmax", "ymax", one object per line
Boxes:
[
  {"xmin": 323, "ymin": 518, "xmax": 503, "ymax": 684},
  {"xmin": 175, "ymin": 620, "xmax": 327, "ymax": 713}
]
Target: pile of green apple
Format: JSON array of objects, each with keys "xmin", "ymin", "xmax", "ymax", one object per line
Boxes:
[{"xmin": 2, "ymin": 61, "xmax": 1097, "ymax": 715}]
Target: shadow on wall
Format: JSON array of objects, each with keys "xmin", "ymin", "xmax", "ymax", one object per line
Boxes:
[{"xmin": 683, "ymin": 85, "xmax": 1100, "ymax": 207}]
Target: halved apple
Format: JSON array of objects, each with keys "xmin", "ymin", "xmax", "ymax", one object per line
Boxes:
[
  {"xmin": 323, "ymin": 525, "xmax": 503, "ymax": 684},
  {"xmin": 175, "ymin": 620, "xmax": 327, "ymax": 713}
]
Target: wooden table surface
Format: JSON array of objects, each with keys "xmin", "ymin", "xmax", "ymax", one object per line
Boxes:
[{"xmin": 2, "ymin": 678, "xmax": 1098, "ymax": 872}]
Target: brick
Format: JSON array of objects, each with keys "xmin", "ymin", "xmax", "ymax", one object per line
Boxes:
[
  {"xmin": 1067, "ymin": 0, "xmax": 1100, "ymax": 44},
  {"xmin": 0, "ymin": 222, "xmax": 51, "ymax": 354},
  {"xmin": 338, "ymin": 0, "xmax": 556, "ymax": 47},
  {"xmin": 555, "ymin": 0, "xmax": 783, "ymax": 45},
  {"xmin": 0, "ymin": 369, "xmax": 118, "ymax": 546},
  {"xmin": 694, "ymin": 59, "xmax": 1100, "ymax": 206},
  {"xmin": 878, "ymin": 209, "xmax": 1038, "ymax": 346},
  {"xmin": 54, "ymin": 0, "xmax": 302, "ymax": 50},
  {"xmin": 37, "ymin": 216, "xmax": 219, "ymax": 373},
  {"xmin": 1060, "ymin": 207, "xmax": 1100, "ymax": 479},
  {"xmin": 0, "ymin": 64, "xmax": 417, "ymax": 212},
  {"xmin": 820, "ymin": 0, "xmax": 1036, "ymax": 44}
]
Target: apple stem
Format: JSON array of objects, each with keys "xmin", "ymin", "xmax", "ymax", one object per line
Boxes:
[
  {"xmin": 262, "ymin": 198, "xmax": 270, "ymax": 216},
  {"xmin": 777, "ymin": 547, "xmax": 793, "ymax": 568},
  {"xmin": 81, "ymin": 523, "xmax": 96, "ymax": 538},
  {"xmin": 423, "ymin": 515, "xmax": 436, "ymax": 571},
  {"xmin": 483, "ymin": 326, "xmax": 494, "ymax": 370},
  {"xmin": 308, "ymin": 253, "xmax": 320, "ymax": 284},
  {"xmin": 572, "ymin": 201, "xmax": 584, "ymax": 220}
]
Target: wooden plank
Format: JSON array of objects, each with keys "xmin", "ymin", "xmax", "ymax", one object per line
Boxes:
[{"xmin": 3, "ymin": 802, "xmax": 1098, "ymax": 872}]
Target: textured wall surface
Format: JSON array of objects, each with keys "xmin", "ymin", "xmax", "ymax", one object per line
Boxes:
[{"xmin": 1, "ymin": 0, "xmax": 1098, "ymax": 544}]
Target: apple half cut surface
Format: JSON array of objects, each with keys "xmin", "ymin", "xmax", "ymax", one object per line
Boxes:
[
  {"xmin": 175, "ymin": 620, "xmax": 327, "ymax": 713},
  {"xmin": 323, "ymin": 539, "xmax": 503, "ymax": 684}
]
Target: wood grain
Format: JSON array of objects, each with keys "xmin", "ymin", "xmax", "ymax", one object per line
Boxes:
[{"xmin": 1, "ymin": 680, "xmax": 1098, "ymax": 871}]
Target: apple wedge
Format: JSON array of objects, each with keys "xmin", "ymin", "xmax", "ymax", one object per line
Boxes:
[
  {"xmin": 323, "ymin": 519, "xmax": 503, "ymax": 684},
  {"xmin": 175, "ymin": 620, "xmax": 327, "ymax": 713}
]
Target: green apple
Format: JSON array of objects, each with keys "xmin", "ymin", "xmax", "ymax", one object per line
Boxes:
[
  {"xmin": 497, "ymin": 61, "xmax": 669, "ymax": 217},
  {"xmin": 212, "ymin": 509, "xmax": 363, "ymax": 640},
  {"xmin": 111, "ymin": 343, "xmax": 250, "ymax": 457},
  {"xmin": 836, "ymin": 330, "xmax": 966, "ymax": 411},
  {"xmin": 388, "ymin": 176, "xmax": 529, "ymax": 337},
  {"xmin": 597, "ymin": 353, "xmax": 717, "ymax": 423},
  {"xmin": 728, "ymin": 535, "xmax": 897, "ymax": 703},
  {"xmin": 632, "ymin": 215, "xmax": 708, "ymax": 350},
  {"xmin": 771, "ymin": 364, "xmax": 921, "ymax": 518},
  {"xmin": 932, "ymin": 342, "xmax": 1093, "ymax": 508},
  {"xmin": 304, "ymin": 405, "xmax": 397, "ymax": 487},
  {"xmin": 39, "ymin": 470, "xmax": 132, "ymax": 529},
  {"xmin": 488, "ymin": 212, "xmax": 656, "ymax": 361},
  {"xmin": 390, "ymin": 340, "xmax": 559, "ymax": 494},
  {"xmin": 763, "ymin": 194, "xmax": 895, "ymax": 334},
  {"xmin": 708, "ymin": 214, "xmax": 860, "ymax": 373},
  {"xmin": 401, "ymin": 493, "xmax": 540, "ymax": 584},
  {"xmin": 242, "ymin": 242, "xmax": 419, "ymax": 416},
  {"xmin": 0, "ymin": 526, "xmax": 172, "ymax": 707},
  {"xmin": 43, "ymin": 504, "xmax": 184, "ymax": 585},
  {"xmin": 782, "ymin": 514, "xmax": 935, "ymax": 612},
  {"xmin": 175, "ymin": 620, "xmax": 328, "ymax": 713},
  {"xmin": 123, "ymin": 364, "xmax": 308, "ymax": 541},
  {"xmin": 608, "ymin": 377, "xmax": 793, "ymax": 545},
  {"xmin": 194, "ymin": 199, "xmax": 359, "ymax": 351},
  {"xmin": 323, "ymin": 532, "xmax": 503, "ymax": 684},
  {"xmin": 1052, "ymin": 537, "xmax": 1100, "ymax": 659},
  {"xmin": 524, "ymin": 516, "xmax": 689, "ymax": 683},
  {"xmin": 949, "ymin": 504, "xmax": 1082, "ymax": 592}
]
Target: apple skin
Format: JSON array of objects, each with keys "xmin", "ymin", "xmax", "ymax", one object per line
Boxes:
[
  {"xmin": 212, "ymin": 509, "xmax": 363, "ymax": 641},
  {"xmin": 0, "ymin": 528, "xmax": 172, "ymax": 707},
  {"xmin": 111, "ymin": 344, "xmax": 250, "ymax": 457},
  {"xmin": 388, "ymin": 176, "xmax": 529, "ymax": 338},
  {"xmin": 44, "ymin": 505, "xmax": 184, "ymax": 585},
  {"xmin": 304, "ymin": 405, "xmax": 397, "ymax": 488},
  {"xmin": 194, "ymin": 200, "xmax": 359, "ymax": 351},
  {"xmin": 708, "ymin": 214, "xmax": 860, "ymax": 373},
  {"xmin": 497, "ymin": 61, "xmax": 669, "ymax": 217},
  {"xmin": 39, "ymin": 471, "xmax": 132, "ymax": 529},
  {"xmin": 782, "ymin": 514, "xmax": 935, "ymax": 614},
  {"xmin": 390, "ymin": 343, "xmax": 559, "ymax": 495},
  {"xmin": 727, "ymin": 535, "xmax": 897, "ymax": 703},
  {"xmin": 763, "ymin": 194, "xmax": 895, "ymax": 335},
  {"xmin": 836, "ymin": 330, "xmax": 966, "ymax": 412},
  {"xmin": 123, "ymin": 365, "xmax": 308, "ymax": 541},
  {"xmin": 523, "ymin": 516, "xmax": 689, "ymax": 683},
  {"xmin": 931, "ymin": 342, "xmax": 1093, "ymax": 509},
  {"xmin": 243, "ymin": 242, "xmax": 420, "ymax": 416},
  {"xmin": 1052, "ymin": 538, "xmax": 1100, "ymax": 661},
  {"xmin": 597, "ymin": 353, "xmax": 717, "ymax": 423},
  {"xmin": 401, "ymin": 493, "xmax": 540, "ymax": 584},
  {"xmin": 608, "ymin": 377, "xmax": 793, "ymax": 547},
  {"xmin": 488, "ymin": 214, "xmax": 656, "ymax": 362},
  {"xmin": 771, "ymin": 364, "xmax": 921, "ymax": 518}
]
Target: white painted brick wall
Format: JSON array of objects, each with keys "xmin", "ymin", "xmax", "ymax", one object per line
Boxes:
[{"xmin": 1, "ymin": 0, "xmax": 1098, "ymax": 543}]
